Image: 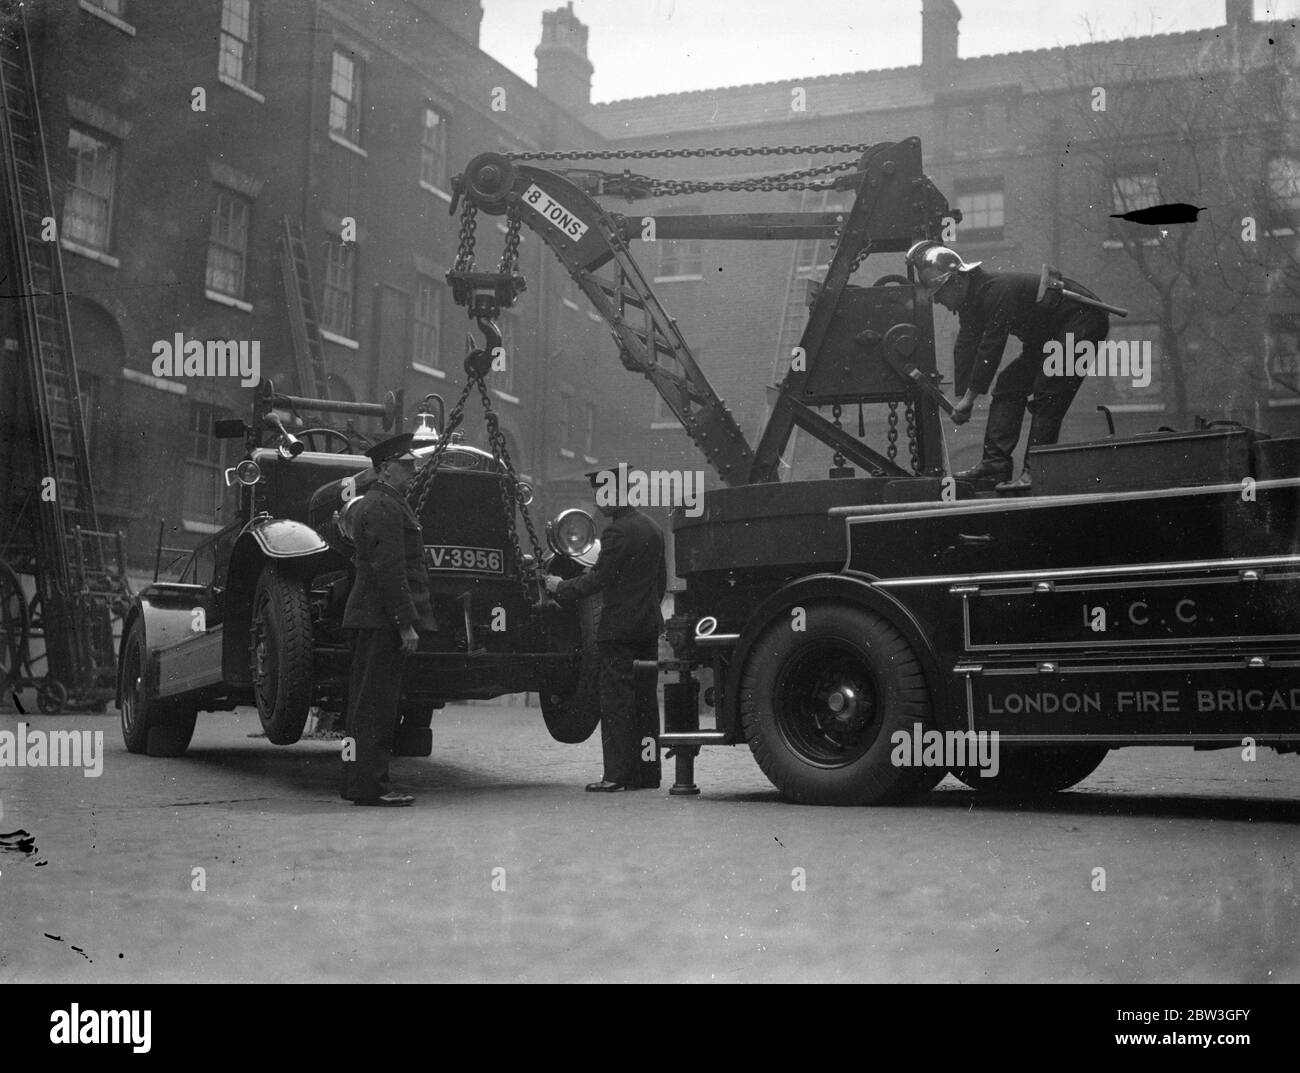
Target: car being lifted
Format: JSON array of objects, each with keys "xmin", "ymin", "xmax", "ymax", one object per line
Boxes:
[{"xmin": 116, "ymin": 373, "xmax": 604, "ymax": 759}]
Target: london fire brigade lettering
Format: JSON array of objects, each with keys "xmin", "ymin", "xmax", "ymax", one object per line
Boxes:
[
  {"xmin": 1197, "ymin": 689, "xmax": 1300, "ymax": 712},
  {"xmin": 987, "ymin": 691, "xmax": 1104, "ymax": 715}
]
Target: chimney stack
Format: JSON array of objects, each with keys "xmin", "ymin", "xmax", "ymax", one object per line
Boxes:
[
  {"xmin": 921, "ymin": 0, "xmax": 961, "ymax": 90},
  {"xmin": 1225, "ymin": 0, "xmax": 1253, "ymax": 26},
  {"xmin": 535, "ymin": 2, "xmax": 593, "ymax": 111},
  {"xmin": 413, "ymin": 1, "xmax": 483, "ymax": 47}
]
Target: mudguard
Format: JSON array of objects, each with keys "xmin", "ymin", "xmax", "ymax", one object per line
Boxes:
[
  {"xmin": 116, "ymin": 586, "xmax": 207, "ymax": 705},
  {"xmin": 718, "ymin": 572, "xmax": 952, "ymax": 739},
  {"xmin": 241, "ymin": 516, "xmax": 328, "ymax": 558}
]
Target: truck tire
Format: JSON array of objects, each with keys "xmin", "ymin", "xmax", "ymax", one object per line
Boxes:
[
  {"xmin": 739, "ymin": 603, "xmax": 943, "ymax": 805},
  {"xmin": 119, "ymin": 619, "xmax": 198, "ymax": 758},
  {"xmin": 951, "ymin": 745, "xmax": 1108, "ymax": 794},
  {"xmin": 540, "ymin": 594, "xmax": 602, "ymax": 744},
  {"xmin": 250, "ymin": 566, "xmax": 314, "ymax": 745}
]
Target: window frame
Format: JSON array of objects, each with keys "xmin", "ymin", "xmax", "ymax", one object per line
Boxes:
[
  {"xmin": 419, "ymin": 104, "xmax": 448, "ymax": 192},
  {"xmin": 321, "ymin": 235, "xmax": 357, "ymax": 339},
  {"xmin": 953, "ymin": 178, "xmax": 1005, "ymax": 244},
  {"xmin": 412, "ymin": 272, "xmax": 441, "ymax": 369},
  {"xmin": 329, "ymin": 49, "xmax": 363, "ymax": 145},
  {"xmin": 63, "ymin": 124, "xmax": 118, "ymax": 253},
  {"xmin": 218, "ymin": 0, "xmax": 258, "ymax": 89},
  {"xmin": 184, "ymin": 401, "xmax": 234, "ymax": 526},
  {"xmin": 205, "ymin": 186, "xmax": 251, "ymax": 299}
]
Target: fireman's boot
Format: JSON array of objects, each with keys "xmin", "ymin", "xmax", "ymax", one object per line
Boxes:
[
  {"xmin": 956, "ymin": 394, "xmax": 1024, "ymax": 483},
  {"xmin": 995, "ymin": 394, "xmax": 1069, "ymax": 492}
]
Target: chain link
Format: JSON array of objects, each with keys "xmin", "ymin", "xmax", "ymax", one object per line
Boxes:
[
  {"xmin": 904, "ymin": 401, "xmax": 919, "ymax": 474},
  {"xmin": 498, "ymin": 203, "xmax": 523, "ymax": 275},
  {"xmin": 474, "ymin": 377, "xmax": 547, "ymax": 607},
  {"xmin": 506, "ymin": 143, "xmax": 874, "ymax": 162},
  {"xmin": 454, "ymin": 202, "xmax": 478, "ymax": 272},
  {"xmin": 406, "ymin": 359, "xmax": 546, "ymax": 612},
  {"xmin": 886, "ymin": 401, "xmax": 899, "ymax": 463}
]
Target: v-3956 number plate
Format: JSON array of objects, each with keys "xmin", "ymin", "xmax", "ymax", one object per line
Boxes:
[{"xmin": 425, "ymin": 545, "xmax": 504, "ymax": 573}]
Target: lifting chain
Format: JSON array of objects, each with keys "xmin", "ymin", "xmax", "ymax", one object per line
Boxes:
[
  {"xmin": 507, "ymin": 143, "xmax": 871, "ymax": 197},
  {"xmin": 498, "ymin": 202, "xmax": 523, "ymax": 275},
  {"xmin": 830, "ymin": 403, "xmax": 846, "ymax": 470},
  {"xmin": 886, "ymin": 401, "xmax": 899, "ymax": 463},
  {"xmin": 506, "ymin": 143, "xmax": 875, "ymax": 162},
  {"xmin": 904, "ymin": 401, "xmax": 920, "ymax": 474},
  {"xmin": 454, "ymin": 201, "xmax": 478, "ymax": 272},
  {"xmin": 406, "ymin": 354, "xmax": 546, "ymax": 611}
]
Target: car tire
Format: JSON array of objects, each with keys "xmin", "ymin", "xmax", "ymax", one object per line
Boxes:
[
  {"xmin": 540, "ymin": 593, "xmax": 603, "ymax": 744},
  {"xmin": 119, "ymin": 619, "xmax": 198, "ymax": 757},
  {"xmin": 250, "ymin": 566, "xmax": 314, "ymax": 745},
  {"xmin": 950, "ymin": 745, "xmax": 1108, "ymax": 794},
  {"xmin": 739, "ymin": 602, "xmax": 944, "ymax": 805}
]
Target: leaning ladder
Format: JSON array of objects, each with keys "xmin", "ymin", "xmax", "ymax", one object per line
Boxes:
[{"xmin": 278, "ymin": 215, "xmax": 331, "ymax": 399}]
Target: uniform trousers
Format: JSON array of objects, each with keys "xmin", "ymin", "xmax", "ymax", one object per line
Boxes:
[
  {"xmin": 342, "ymin": 627, "xmax": 406, "ymax": 800},
  {"xmin": 597, "ymin": 639, "xmax": 660, "ymax": 788}
]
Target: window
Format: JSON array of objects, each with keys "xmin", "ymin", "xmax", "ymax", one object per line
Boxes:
[
  {"xmin": 205, "ymin": 188, "xmax": 250, "ymax": 298},
  {"xmin": 64, "ymin": 126, "xmax": 117, "ymax": 251},
  {"xmin": 797, "ymin": 198, "xmax": 848, "ymax": 276},
  {"xmin": 219, "ymin": 0, "xmax": 258, "ymax": 88},
  {"xmin": 582, "ymin": 401, "xmax": 596, "ymax": 456},
  {"xmin": 184, "ymin": 402, "xmax": 232, "ymax": 524},
  {"xmin": 321, "ymin": 237, "xmax": 356, "ymax": 337},
  {"xmin": 955, "ymin": 179, "xmax": 1005, "ymax": 243},
  {"xmin": 1268, "ymin": 157, "xmax": 1300, "ymax": 212},
  {"xmin": 413, "ymin": 274, "xmax": 441, "ymax": 367},
  {"xmin": 329, "ymin": 50, "xmax": 362, "ymax": 143},
  {"xmin": 655, "ymin": 207, "xmax": 702, "ymax": 280},
  {"xmin": 1109, "ymin": 170, "xmax": 1161, "ymax": 240},
  {"xmin": 1096, "ymin": 323, "xmax": 1165, "ymax": 411},
  {"xmin": 1267, "ymin": 317, "xmax": 1300, "ymax": 404},
  {"xmin": 420, "ymin": 105, "xmax": 447, "ymax": 190}
]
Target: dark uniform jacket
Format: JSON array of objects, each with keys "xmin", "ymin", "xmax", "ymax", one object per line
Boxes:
[
  {"xmin": 953, "ymin": 268, "xmax": 1106, "ymax": 396},
  {"xmin": 555, "ymin": 506, "xmax": 666, "ymax": 643},
  {"xmin": 342, "ymin": 481, "xmax": 437, "ymax": 632}
]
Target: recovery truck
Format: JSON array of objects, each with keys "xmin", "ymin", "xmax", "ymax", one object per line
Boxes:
[{"xmin": 444, "ymin": 137, "xmax": 1300, "ymax": 805}]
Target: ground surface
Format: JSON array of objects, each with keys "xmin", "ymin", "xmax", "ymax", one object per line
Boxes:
[{"xmin": 1, "ymin": 702, "xmax": 1297, "ymax": 983}]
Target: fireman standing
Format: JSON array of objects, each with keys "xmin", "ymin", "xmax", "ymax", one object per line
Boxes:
[
  {"xmin": 544, "ymin": 467, "xmax": 666, "ymax": 792},
  {"xmin": 340, "ymin": 432, "xmax": 437, "ymax": 806},
  {"xmin": 906, "ymin": 241, "xmax": 1111, "ymax": 491}
]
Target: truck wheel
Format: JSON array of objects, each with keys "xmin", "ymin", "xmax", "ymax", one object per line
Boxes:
[
  {"xmin": 251, "ymin": 566, "xmax": 314, "ymax": 745},
  {"xmin": 951, "ymin": 745, "xmax": 1108, "ymax": 794},
  {"xmin": 119, "ymin": 620, "xmax": 198, "ymax": 757},
  {"xmin": 739, "ymin": 603, "xmax": 943, "ymax": 805},
  {"xmin": 540, "ymin": 594, "xmax": 602, "ymax": 744}
]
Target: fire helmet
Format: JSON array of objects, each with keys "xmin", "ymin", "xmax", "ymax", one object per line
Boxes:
[{"xmin": 905, "ymin": 240, "xmax": 981, "ymax": 295}]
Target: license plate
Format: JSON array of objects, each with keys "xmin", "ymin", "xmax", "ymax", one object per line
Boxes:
[
  {"xmin": 521, "ymin": 183, "xmax": 588, "ymax": 242},
  {"xmin": 426, "ymin": 545, "xmax": 504, "ymax": 573}
]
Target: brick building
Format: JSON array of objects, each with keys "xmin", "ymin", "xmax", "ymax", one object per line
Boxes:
[
  {"xmin": 572, "ymin": 0, "xmax": 1300, "ymax": 481},
  {"xmin": 3, "ymin": 0, "xmax": 1298, "ymax": 579},
  {"xmin": 1, "ymin": 0, "xmax": 615, "ymax": 576}
]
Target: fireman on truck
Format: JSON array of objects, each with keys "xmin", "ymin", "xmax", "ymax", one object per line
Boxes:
[{"xmin": 906, "ymin": 241, "xmax": 1111, "ymax": 492}]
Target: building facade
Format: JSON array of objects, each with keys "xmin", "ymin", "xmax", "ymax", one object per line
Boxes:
[{"xmin": 2, "ymin": 0, "xmax": 1297, "ymax": 579}]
